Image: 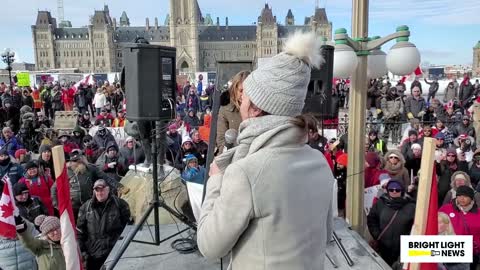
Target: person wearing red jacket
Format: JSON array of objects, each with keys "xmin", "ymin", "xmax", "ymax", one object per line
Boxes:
[
  {"xmin": 18, "ymin": 161, "xmax": 55, "ymax": 215},
  {"xmin": 62, "ymin": 87, "xmax": 75, "ymax": 111},
  {"xmin": 439, "ymin": 185, "xmax": 480, "ymax": 269},
  {"xmin": 364, "ymin": 152, "xmax": 387, "ymax": 188},
  {"xmin": 58, "ymin": 132, "xmax": 80, "ymax": 156}
]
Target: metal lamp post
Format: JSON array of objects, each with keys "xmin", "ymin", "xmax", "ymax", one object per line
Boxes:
[
  {"xmin": 1, "ymin": 48, "xmax": 15, "ymax": 88},
  {"xmin": 333, "ymin": 0, "xmax": 421, "ymax": 234}
]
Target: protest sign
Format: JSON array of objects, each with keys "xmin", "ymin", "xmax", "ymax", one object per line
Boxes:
[
  {"xmin": 89, "ymin": 126, "xmax": 128, "ymax": 146},
  {"xmin": 364, "ymin": 184, "xmax": 382, "ymax": 215},
  {"xmin": 16, "ymin": 72, "xmax": 30, "ymax": 87}
]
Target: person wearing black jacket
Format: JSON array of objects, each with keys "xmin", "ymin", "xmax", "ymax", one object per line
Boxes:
[
  {"xmin": 367, "ymin": 180, "xmax": 416, "ymax": 266},
  {"xmin": 425, "ymin": 78, "xmax": 439, "ymax": 103},
  {"xmin": 437, "ymin": 148, "xmax": 469, "ymax": 204},
  {"xmin": 13, "ymin": 182, "xmax": 49, "ymax": 224},
  {"xmin": 77, "ymin": 179, "xmax": 131, "ymax": 270}
]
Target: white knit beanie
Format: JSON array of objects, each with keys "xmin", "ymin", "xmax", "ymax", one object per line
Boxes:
[{"xmin": 243, "ymin": 31, "xmax": 325, "ymax": 117}]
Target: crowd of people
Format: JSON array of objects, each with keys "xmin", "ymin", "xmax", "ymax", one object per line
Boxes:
[{"xmin": 1, "ymin": 62, "xmax": 480, "ymax": 269}]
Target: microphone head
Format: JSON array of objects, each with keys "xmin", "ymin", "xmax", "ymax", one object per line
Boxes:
[{"xmin": 224, "ymin": 129, "xmax": 238, "ymax": 145}]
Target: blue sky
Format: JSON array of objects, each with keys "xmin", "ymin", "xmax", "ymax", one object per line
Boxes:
[{"xmin": 0, "ymin": 0, "xmax": 478, "ymax": 68}]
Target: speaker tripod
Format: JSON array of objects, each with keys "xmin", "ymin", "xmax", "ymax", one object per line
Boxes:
[{"xmin": 105, "ymin": 121, "xmax": 197, "ymax": 270}]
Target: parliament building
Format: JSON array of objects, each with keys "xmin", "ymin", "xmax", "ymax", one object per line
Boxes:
[{"xmin": 32, "ymin": 0, "xmax": 332, "ymax": 74}]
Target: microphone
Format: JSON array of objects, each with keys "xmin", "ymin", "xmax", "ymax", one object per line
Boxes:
[{"xmin": 224, "ymin": 129, "xmax": 238, "ymax": 150}]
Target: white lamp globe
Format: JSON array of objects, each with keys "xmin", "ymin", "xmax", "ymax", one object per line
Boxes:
[
  {"xmin": 386, "ymin": 41, "xmax": 421, "ymax": 76},
  {"xmin": 333, "ymin": 44, "xmax": 358, "ymax": 78},
  {"xmin": 367, "ymin": 49, "xmax": 387, "ymax": 79}
]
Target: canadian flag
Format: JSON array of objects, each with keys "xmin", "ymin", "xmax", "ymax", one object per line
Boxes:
[
  {"xmin": 0, "ymin": 176, "xmax": 18, "ymax": 239},
  {"xmin": 72, "ymin": 74, "xmax": 95, "ymax": 93}
]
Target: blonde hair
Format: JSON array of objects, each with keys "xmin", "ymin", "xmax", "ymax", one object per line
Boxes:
[
  {"xmin": 438, "ymin": 212, "xmax": 455, "ymax": 235},
  {"xmin": 229, "ymin": 70, "xmax": 251, "ymax": 110}
]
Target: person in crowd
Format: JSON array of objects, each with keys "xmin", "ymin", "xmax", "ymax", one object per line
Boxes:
[
  {"xmin": 57, "ymin": 131, "xmax": 80, "ymax": 156},
  {"xmin": 13, "ymin": 182, "xmax": 49, "ymax": 224},
  {"xmin": 32, "ymin": 86, "xmax": 43, "ymax": 114},
  {"xmin": 181, "ymin": 154, "xmax": 206, "ymax": 184},
  {"xmin": 95, "ymin": 107, "xmax": 115, "ymax": 126},
  {"xmin": 176, "ymin": 95, "xmax": 187, "ymax": 118},
  {"xmin": 93, "ymin": 88, "xmax": 107, "ymax": 115},
  {"xmin": 15, "ymin": 148, "xmax": 31, "ymax": 167},
  {"xmin": 384, "ymin": 150, "xmax": 410, "ymax": 188},
  {"xmin": 35, "ymin": 111, "xmax": 52, "ymax": 129},
  {"xmin": 111, "ymin": 86, "xmax": 124, "ymax": 115},
  {"xmin": 184, "ymin": 108, "xmax": 201, "ymax": 130},
  {"xmin": 367, "ymin": 79, "xmax": 382, "ymax": 109},
  {"xmin": 401, "ymin": 118, "xmax": 420, "ymax": 143},
  {"xmin": 365, "ymin": 151, "xmax": 386, "ymax": 188},
  {"xmin": 93, "ymin": 126, "xmax": 117, "ymax": 151},
  {"xmin": 77, "ymin": 179, "xmax": 131, "ymax": 270},
  {"xmin": 410, "ymin": 77, "xmax": 422, "ymax": 92},
  {"xmin": 444, "ymin": 81, "xmax": 458, "ymax": 103},
  {"xmin": 199, "ymin": 109, "xmax": 212, "ymax": 143},
  {"xmin": 0, "ymin": 147, "xmax": 25, "ymax": 191},
  {"xmin": 381, "ymin": 87, "xmax": 403, "ymax": 145},
  {"xmin": 405, "ymin": 86, "xmax": 426, "ymax": 120},
  {"xmin": 40, "ymin": 86, "xmax": 53, "ymax": 119},
  {"xmin": 175, "ymin": 136, "xmax": 202, "ymax": 170},
  {"xmin": 190, "ymin": 129, "xmax": 208, "ymax": 164},
  {"xmin": 438, "ymin": 212, "xmax": 470, "ymax": 270},
  {"xmin": 216, "ymin": 70, "xmax": 249, "ymax": 153},
  {"xmin": 367, "ymin": 130, "xmax": 388, "ymax": 155},
  {"xmin": 459, "ymin": 75, "xmax": 474, "ymax": 107},
  {"xmin": 37, "ymin": 144, "xmax": 55, "ymax": 180},
  {"xmin": 453, "ymin": 134, "xmax": 475, "ymax": 163},
  {"xmin": 18, "ymin": 161, "xmax": 55, "ymax": 215},
  {"xmin": 437, "ymin": 148, "xmax": 469, "ymax": 204},
  {"xmin": 83, "ymin": 135, "xmax": 102, "ymax": 164},
  {"xmin": 197, "ymin": 32, "xmax": 334, "ymax": 269},
  {"xmin": 401, "ymin": 129, "xmax": 422, "ymax": 160},
  {"xmin": 439, "ymin": 185, "xmax": 480, "ymax": 269},
  {"xmin": 96, "ymin": 143, "xmax": 127, "ymax": 182},
  {"xmin": 71, "ymin": 125, "xmax": 86, "ymax": 149},
  {"xmin": 78, "ymin": 112, "xmax": 93, "ymax": 130},
  {"xmin": 404, "ymin": 143, "xmax": 422, "ymax": 178},
  {"xmin": 166, "ymin": 123, "xmax": 182, "ymax": 163},
  {"xmin": 200, "ymin": 90, "xmax": 210, "ymax": 112},
  {"xmin": 433, "ymin": 119, "xmax": 455, "ymax": 147},
  {"xmin": 15, "ymin": 214, "xmax": 66, "ymax": 270},
  {"xmin": 307, "ymin": 121, "xmax": 328, "ymax": 154},
  {"xmin": 434, "ymin": 133, "xmax": 448, "ymax": 163},
  {"xmin": 62, "ymin": 85, "xmax": 75, "ymax": 111},
  {"xmin": 186, "ymin": 86, "xmax": 200, "ymax": 113},
  {"xmin": 442, "ymin": 171, "xmax": 480, "ymax": 207},
  {"xmin": 367, "ymin": 180, "xmax": 415, "ymax": 266},
  {"xmin": 468, "ymin": 97, "xmax": 480, "ymax": 145},
  {"xmin": 334, "ymin": 153, "xmax": 348, "ymax": 216},
  {"xmin": 470, "ymin": 151, "xmax": 480, "ymax": 189},
  {"xmin": 74, "ymin": 85, "xmax": 88, "ymax": 114},
  {"xmin": 474, "ymin": 79, "xmax": 480, "ymax": 95},
  {"xmin": 0, "ymin": 126, "xmax": 23, "ymax": 157},
  {"xmin": 424, "ymin": 77, "xmax": 439, "ymax": 102},
  {"xmin": 453, "ymin": 115, "xmax": 476, "ymax": 139},
  {"xmin": 51, "ymin": 86, "xmax": 63, "ymax": 115},
  {"xmin": 51, "ymin": 151, "xmax": 127, "ymax": 219},
  {"xmin": 112, "ymin": 109, "xmax": 127, "ymax": 127},
  {"xmin": 21, "ymin": 90, "xmax": 34, "ymax": 109},
  {"xmin": 120, "ymin": 136, "xmax": 145, "ymax": 167}
]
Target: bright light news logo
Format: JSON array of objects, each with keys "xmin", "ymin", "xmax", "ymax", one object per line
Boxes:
[{"xmin": 401, "ymin": 235, "xmax": 473, "ymax": 263}]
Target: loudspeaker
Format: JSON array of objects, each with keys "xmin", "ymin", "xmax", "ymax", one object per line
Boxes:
[
  {"xmin": 303, "ymin": 45, "xmax": 335, "ymax": 119},
  {"xmin": 122, "ymin": 43, "xmax": 176, "ymax": 121}
]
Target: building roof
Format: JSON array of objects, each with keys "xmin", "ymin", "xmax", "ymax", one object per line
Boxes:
[
  {"xmin": 475, "ymin": 41, "xmax": 480, "ymax": 49},
  {"xmin": 259, "ymin": 3, "xmax": 276, "ymax": 25},
  {"xmin": 286, "ymin": 9, "xmax": 294, "ymax": 18},
  {"xmin": 36, "ymin": 11, "xmax": 56, "ymax": 27},
  {"xmin": 114, "ymin": 26, "xmax": 170, "ymax": 43},
  {"xmin": 198, "ymin": 26, "xmax": 256, "ymax": 42},
  {"xmin": 313, "ymin": 8, "xmax": 329, "ymax": 24},
  {"xmin": 54, "ymin": 28, "xmax": 89, "ymax": 40}
]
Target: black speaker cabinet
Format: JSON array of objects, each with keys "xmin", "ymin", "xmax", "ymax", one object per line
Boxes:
[
  {"xmin": 303, "ymin": 45, "xmax": 335, "ymax": 119},
  {"xmin": 122, "ymin": 43, "xmax": 176, "ymax": 121}
]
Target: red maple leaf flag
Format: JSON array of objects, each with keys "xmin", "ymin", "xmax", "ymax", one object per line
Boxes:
[
  {"xmin": 0, "ymin": 176, "xmax": 18, "ymax": 239},
  {"xmin": 53, "ymin": 146, "xmax": 83, "ymax": 270},
  {"xmin": 414, "ymin": 66, "xmax": 423, "ymax": 76}
]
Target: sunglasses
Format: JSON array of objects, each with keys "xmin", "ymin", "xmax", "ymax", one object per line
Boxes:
[
  {"xmin": 93, "ymin": 187, "xmax": 106, "ymax": 192},
  {"xmin": 389, "ymin": 156, "xmax": 399, "ymax": 160},
  {"xmin": 447, "ymin": 154, "xmax": 456, "ymax": 157},
  {"xmin": 83, "ymin": 140, "xmax": 91, "ymax": 143},
  {"xmin": 388, "ymin": 188, "xmax": 402, "ymax": 193}
]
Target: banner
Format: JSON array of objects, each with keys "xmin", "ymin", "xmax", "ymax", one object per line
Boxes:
[
  {"xmin": 89, "ymin": 126, "xmax": 128, "ymax": 146},
  {"xmin": 364, "ymin": 185, "xmax": 382, "ymax": 214},
  {"xmin": 16, "ymin": 72, "xmax": 30, "ymax": 87}
]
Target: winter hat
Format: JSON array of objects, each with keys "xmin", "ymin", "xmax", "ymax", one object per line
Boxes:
[
  {"xmin": 456, "ymin": 185, "xmax": 474, "ymax": 200},
  {"xmin": 182, "ymin": 136, "xmax": 193, "ymax": 145},
  {"xmin": 411, "ymin": 143, "xmax": 422, "ymax": 150},
  {"xmin": 408, "ymin": 129, "xmax": 418, "ymax": 137},
  {"xmin": 185, "ymin": 154, "xmax": 198, "ymax": 164},
  {"xmin": 243, "ymin": 31, "xmax": 324, "ymax": 117},
  {"xmin": 365, "ymin": 152, "xmax": 380, "ymax": 168},
  {"xmin": 386, "ymin": 180, "xmax": 404, "ymax": 191},
  {"xmin": 34, "ymin": 215, "xmax": 60, "ymax": 235},
  {"xmin": 379, "ymin": 173, "xmax": 391, "ymax": 187},
  {"xmin": 13, "ymin": 182, "xmax": 29, "ymax": 196},
  {"xmin": 0, "ymin": 148, "xmax": 9, "ymax": 156},
  {"xmin": 168, "ymin": 124, "xmax": 178, "ymax": 130},
  {"xmin": 446, "ymin": 148, "xmax": 457, "ymax": 156},
  {"xmin": 336, "ymin": 154, "xmax": 348, "ymax": 167},
  {"xmin": 25, "ymin": 161, "xmax": 38, "ymax": 170},
  {"xmin": 14, "ymin": 149, "xmax": 27, "ymax": 160},
  {"xmin": 39, "ymin": 144, "xmax": 52, "ymax": 154},
  {"xmin": 125, "ymin": 136, "xmax": 135, "ymax": 143}
]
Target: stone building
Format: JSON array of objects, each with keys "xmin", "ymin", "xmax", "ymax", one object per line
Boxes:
[
  {"xmin": 32, "ymin": 1, "xmax": 332, "ymax": 74},
  {"xmin": 474, "ymin": 41, "xmax": 480, "ymax": 76}
]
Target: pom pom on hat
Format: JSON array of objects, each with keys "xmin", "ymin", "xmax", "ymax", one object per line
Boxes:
[
  {"xmin": 35, "ymin": 215, "xmax": 60, "ymax": 235},
  {"xmin": 14, "ymin": 149, "xmax": 27, "ymax": 160}
]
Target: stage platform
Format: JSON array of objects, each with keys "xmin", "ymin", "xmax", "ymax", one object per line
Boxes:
[{"xmin": 104, "ymin": 218, "xmax": 391, "ymax": 270}]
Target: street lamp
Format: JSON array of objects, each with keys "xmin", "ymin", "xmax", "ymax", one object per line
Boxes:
[
  {"xmin": 1, "ymin": 48, "xmax": 15, "ymax": 88},
  {"xmin": 332, "ymin": 0, "xmax": 421, "ymax": 235}
]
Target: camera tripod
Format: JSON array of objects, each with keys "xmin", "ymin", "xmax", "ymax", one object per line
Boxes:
[{"xmin": 106, "ymin": 121, "xmax": 197, "ymax": 270}]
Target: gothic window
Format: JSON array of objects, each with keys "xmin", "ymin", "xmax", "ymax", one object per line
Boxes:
[
  {"xmin": 88, "ymin": 60, "xmax": 91, "ymax": 67},
  {"xmin": 180, "ymin": 61, "xmax": 189, "ymax": 69},
  {"xmin": 39, "ymin": 61, "xmax": 43, "ymax": 68},
  {"xmin": 102, "ymin": 60, "xmax": 105, "ymax": 67}
]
